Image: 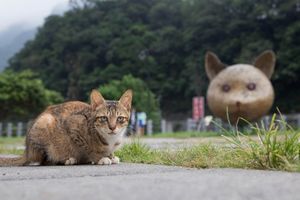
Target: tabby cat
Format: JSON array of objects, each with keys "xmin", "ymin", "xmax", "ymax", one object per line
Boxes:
[{"xmin": 0, "ymin": 89, "xmax": 132, "ymax": 166}]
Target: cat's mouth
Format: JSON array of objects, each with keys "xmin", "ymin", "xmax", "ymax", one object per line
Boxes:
[{"xmin": 108, "ymin": 131, "xmax": 117, "ymax": 135}]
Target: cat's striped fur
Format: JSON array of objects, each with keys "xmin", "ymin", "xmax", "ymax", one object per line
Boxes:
[{"xmin": 0, "ymin": 90, "xmax": 132, "ymax": 166}]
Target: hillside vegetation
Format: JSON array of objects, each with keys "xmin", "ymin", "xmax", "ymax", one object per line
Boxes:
[{"xmin": 8, "ymin": 0, "xmax": 300, "ymax": 116}]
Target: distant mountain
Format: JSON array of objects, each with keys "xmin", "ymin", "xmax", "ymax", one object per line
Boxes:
[
  {"xmin": 0, "ymin": 2, "xmax": 70, "ymax": 72},
  {"xmin": 52, "ymin": 2, "xmax": 70, "ymax": 16},
  {"xmin": 0, "ymin": 25, "xmax": 37, "ymax": 71}
]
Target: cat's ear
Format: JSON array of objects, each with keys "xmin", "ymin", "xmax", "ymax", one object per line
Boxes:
[
  {"xmin": 253, "ymin": 50, "xmax": 276, "ymax": 79},
  {"xmin": 90, "ymin": 89, "xmax": 105, "ymax": 110},
  {"xmin": 205, "ymin": 51, "xmax": 226, "ymax": 81},
  {"xmin": 119, "ymin": 89, "xmax": 133, "ymax": 112}
]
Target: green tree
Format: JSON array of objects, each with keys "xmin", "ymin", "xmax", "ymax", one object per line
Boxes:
[
  {"xmin": 0, "ymin": 70, "xmax": 64, "ymax": 120},
  {"xmin": 7, "ymin": 0, "xmax": 300, "ymax": 116}
]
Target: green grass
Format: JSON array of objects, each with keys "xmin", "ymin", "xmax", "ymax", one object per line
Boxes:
[
  {"xmin": 116, "ymin": 141, "xmax": 299, "ymax": 172},
  {"xmin": 116, "ymin": 142, "xmax": 252, "ymax": 169},
  {"xmin": 146, "ymin": 127, "xmax": 261, "ymax": 138},
  {"xmin": 146, "ymin": 131, "xmax": 223, "ymax": 138},
  {"xmin": 0, "ymin": 137, "xmax": 25, "ymax": 155},
  {"xmin": 0, "ymin": 147, "xmax": 24, "ymax": 155},
  {"xmin": 117, "ymin": 114, "xmax": 300, "ymax": 172},
  {"xmin": 0, "ymin": 137, "xmax": 25, "ymax": 145}
]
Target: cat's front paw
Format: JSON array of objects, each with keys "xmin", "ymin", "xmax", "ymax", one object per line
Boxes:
[
  {"xmin": 65, "ymin": 157, "xmax": 77, "ymax": 165},
  {"xmin": 98, "ymin": 157, "xmax": 112, "ymax": 165},
  {"xmin": 111, "ymin": 156, "xmax": 120, "ymax": 164}
]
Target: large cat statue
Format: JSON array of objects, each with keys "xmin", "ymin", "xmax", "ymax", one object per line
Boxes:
[{"xmin": 205, "ymin": 50, "xmax": 276, "ymax": 123}]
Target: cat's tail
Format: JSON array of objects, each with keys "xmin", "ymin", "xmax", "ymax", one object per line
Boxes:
[{"xmin": 0, "ymin": 155, "xmax": 26, "ymax": 166}]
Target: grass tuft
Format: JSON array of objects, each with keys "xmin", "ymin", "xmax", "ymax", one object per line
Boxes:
[
  {"xmin": 115, "ymin": 141, "xmax": 161, "ymax": 164},
  {"xmin": 117, "ymin": 114, "xmax": 299, "ymax": 172},
  {"xmin": 116, "ymin": 142, "xmax": 253, "ymax": 169},
  {"xmin": 222, "ymin": 114, "xmax": 300, "ymax": 171}
]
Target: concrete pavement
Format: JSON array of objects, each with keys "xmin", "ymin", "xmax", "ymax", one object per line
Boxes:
[{"xmin": 1, "ymin": 163, "xmax": 300, "ymax": 200}]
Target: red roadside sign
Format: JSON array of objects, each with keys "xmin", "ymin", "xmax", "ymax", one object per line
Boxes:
[{"xmin": 193, "ymin": 96, "xmax": 204, "ymax": 120}]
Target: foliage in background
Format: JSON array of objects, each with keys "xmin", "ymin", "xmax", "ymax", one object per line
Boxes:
[
  {"xmin": 0, "ymin": 70, "xmax": 63, "ymax": 120},
  {"xmin": 7, "ymin": 0, "xmax": 300, "ymax": 116},
  {"xmin": 99, "ymin": 74, "xmax": 161, "ymax": 131}
]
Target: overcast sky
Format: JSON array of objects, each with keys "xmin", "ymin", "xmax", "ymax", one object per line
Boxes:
[{"xmin": 0, "ymin": 0, "xmax": 69, "ymax": 32}]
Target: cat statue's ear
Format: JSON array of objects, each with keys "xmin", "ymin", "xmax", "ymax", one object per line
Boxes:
[
  {"xmin": 119, "ymin": 89, "xmax": 133, "ymax": 112},
  {"xmin": 253, "ymin": 50, "xmax": 276, "ymax": 79},
  {"xmin": 90, "ymin": 89, "xmax": 105, "ymax": 110},
  {"xmin": 205, "ymin": 51, "xmax": 226, "ymax": 80}
]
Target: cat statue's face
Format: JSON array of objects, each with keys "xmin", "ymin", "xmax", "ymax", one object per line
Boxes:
[
  {"xmin": 90, "ymin": 90, "xmax": 132, "ymax": 138},
  {"xmin": 205, "ymin": 50, "xmax": 276, "ymax": 123}
]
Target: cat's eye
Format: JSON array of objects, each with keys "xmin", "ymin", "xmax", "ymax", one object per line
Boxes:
[
  {"xmin": 222, "ymin": 84, "xmax": 231, "ymax": 92},
  {"xmin": 247, "ymin": 83, "xmax": 256, "ymax": 91},
  {"xmin": 117, "ymin": 116, "xmax": 126, "ymax": 123},
  {"xmin": 98, "ymin": 116, "xmax": 108, "ymax": 122}
]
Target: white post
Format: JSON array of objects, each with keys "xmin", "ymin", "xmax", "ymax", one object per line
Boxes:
[
  {"xmin": 166, "ymin": 122, "xmax": 173, "ymax": 133},
  {"xmin": 161, "ymin": 119, "xmax": 166, "ymax": 133},
  {"xmin": 214, "ymin": 118, "xmax": 222, "ymax": 132},
  {"xmin": 187, "ymin": 118, "xmax": 195, "ymax": 131},
  {"xmin": 146, "ymin": 120, "xmax": 153, "ymax": 136},
  {"xmin": 7, "ymin": 123, "xmax": 13, "ymax": 137},
  {"xmin": 17, "ymin": 122, "xmax": 23, "ymax": 137},
  {"xmin": 187, "ymin": 118, "xmax": 191, "ymax": 131},
  {"xmin": 0, "ymin": 123, "xmax": 2, "ymax": 136}
]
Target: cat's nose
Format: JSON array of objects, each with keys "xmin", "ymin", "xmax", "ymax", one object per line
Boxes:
[{"xmin": 109, "ymin": 125, "xmax": 116, "ymax": 131}]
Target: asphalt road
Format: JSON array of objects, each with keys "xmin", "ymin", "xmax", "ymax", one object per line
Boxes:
[{"xmin": 1, "ymin": 163, "xmax": 300, "ymax": 200}]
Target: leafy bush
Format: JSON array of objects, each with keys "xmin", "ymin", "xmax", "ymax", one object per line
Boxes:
[{"xmin": 0, "ymin": 70, "xmax": 63, "ymax": 120}]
